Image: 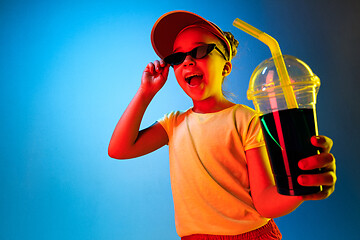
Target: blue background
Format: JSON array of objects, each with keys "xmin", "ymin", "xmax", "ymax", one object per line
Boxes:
[{"xmin": 1, "ymin": 0, "xmax": 359, "ymax": 239}]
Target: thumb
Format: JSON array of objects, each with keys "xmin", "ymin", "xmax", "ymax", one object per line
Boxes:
[
  {"xmin": 311, "ymin": 135, "xmax": 333, "ymax": 153},
  {"xmin": 162, "ymin": 64, "xmax": 170, "ymax": 79}
]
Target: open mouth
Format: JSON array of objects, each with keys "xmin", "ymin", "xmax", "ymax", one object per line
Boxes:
[{"xmin": 185, "ymin": 74, "xmax": 203, "ymax": 86}]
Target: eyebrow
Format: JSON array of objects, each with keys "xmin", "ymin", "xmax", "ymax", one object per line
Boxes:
[{"xmin": 173, "ymin": 41, "xmax": 208, "ymax": 53}]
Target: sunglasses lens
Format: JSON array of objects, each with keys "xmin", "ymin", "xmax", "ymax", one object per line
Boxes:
[
  {"xmin": 164, "ymin": 52, "xmax": 186, "ymax": 65},
  {"xmin": 194, "ymin": 45, "xmax": 212, "ymax": 59},
  {"xmin": 164, "ymin": 44, "xmax": 216, "ymax": 66}
]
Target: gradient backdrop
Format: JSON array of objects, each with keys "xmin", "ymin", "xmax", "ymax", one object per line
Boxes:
[{"xmin": 1, "ymin": 0, "xmax": 359, "ymax": 239}]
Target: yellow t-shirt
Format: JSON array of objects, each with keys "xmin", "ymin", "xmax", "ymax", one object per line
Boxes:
[{"xmin": 158, "ymin": 104, "xmax": 270, "ymax": 237}]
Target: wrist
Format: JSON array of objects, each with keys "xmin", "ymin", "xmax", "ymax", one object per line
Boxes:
[{"xmin": 136, "ymin": 86, "xmax": 156, "ymax": 102}]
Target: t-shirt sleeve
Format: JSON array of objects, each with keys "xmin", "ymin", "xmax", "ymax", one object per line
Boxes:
[
  {"xmin": 235, "ymin": 105, "xmax": 265, "ymax": 151},
  {"xmin": 244, "ymin": 113, "xmax": 265, "ymax": 151},
  {"xmin": 157, "ymin": 111, "xmax": 181, "ymax": 139},
  {"xmin": 157, "ymin": 112, "xmax": 171, "ymax": 136}
]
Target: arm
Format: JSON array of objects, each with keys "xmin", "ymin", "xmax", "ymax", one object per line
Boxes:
[
  {"xmin": 108, "ymin": 60, "xmax": 170, "ymax": 159},
  {"xmin": 246, "ymin": 135, "xmax": 336, "ymax": 218},
  {"xmin": 246, "ymin": 146, "xmax": 303, "ymax": 218}
]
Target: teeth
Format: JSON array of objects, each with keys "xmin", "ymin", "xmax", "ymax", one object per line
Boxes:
[{"xmin": 185, "ymin": 74, "xmax": 202, "ymax": 83}]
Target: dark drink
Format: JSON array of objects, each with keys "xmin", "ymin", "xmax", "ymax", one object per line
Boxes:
[{"xmin": 260, "ymin": 108, "xmax": 322, "ymax": 196}]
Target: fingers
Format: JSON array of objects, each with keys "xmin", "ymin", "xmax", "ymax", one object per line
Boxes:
[
  {"xmin": 297, "ymin": 171, "xmax": 337, "ymax": 187},
  {"xmin": 298, "ymin": 152, "xmax": 336, "ymax": 186},
  {"xmin": 141, "ymin": 60, "xmax": 170, "ymax": 94},
  {"xmin": 297, "ymin": 142, "xmax": 337, "ymax": 200},
  {"xmin": 144, "ymin": 60, "xmax": 168, "ymax": 74},
  {"xmin": 300, "ymin": 185, "xmax": 335, "ymax": 201},
  {"xmin": 162, "ymin": 62, "xmax": 170, "ymax": 78},
  {"xmin": 311, "ymin": 135, "xmax": 333, "ymax": 153},
  {"xmin": 298, "ymin": 152, "xmax": 335, "ymax": 170},
  {"xmin": 297, "ymin": 171, "xmax": 337, "ymax": 201}
]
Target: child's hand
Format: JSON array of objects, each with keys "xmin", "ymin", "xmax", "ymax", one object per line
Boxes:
[
  {"xmin": 297, "ymin": 135, "xmax": 336, "ymax": 200},
  {"xmin": 140, "ymin": 59, "xmax": 170, "ymax": 96}
]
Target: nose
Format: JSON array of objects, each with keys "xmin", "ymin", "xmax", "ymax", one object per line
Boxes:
[{"xmin": 182, "ymin": 55, "xmax": 195, "ymax": 67}]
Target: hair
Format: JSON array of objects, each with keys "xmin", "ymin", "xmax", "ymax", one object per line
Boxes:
[
  {"xmin": 221, "ymin": 31, "xmax": 239, "ymax": 101},
  {"xmin": 223, "ymin": 31, "xmax": 239, "ymax": 60}
]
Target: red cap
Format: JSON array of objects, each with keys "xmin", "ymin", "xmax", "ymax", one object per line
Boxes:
[{"xmin": 151, "ymin": 10, "xmax": 232, "ymax": 60}]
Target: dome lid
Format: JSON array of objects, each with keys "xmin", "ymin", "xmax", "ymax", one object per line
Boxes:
[{"xmin": 247, "ymin": 55, "xmax": 320, "ymax": 100}]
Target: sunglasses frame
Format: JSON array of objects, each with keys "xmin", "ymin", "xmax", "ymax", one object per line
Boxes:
[{"xmin": 164, "ymin": 43, "xmax": 228, "ymax": 66}]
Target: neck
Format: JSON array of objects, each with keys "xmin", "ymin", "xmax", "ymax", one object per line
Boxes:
[{"xmin": 192, "ymin": 96, "xmax": 235, "ymax": 113}]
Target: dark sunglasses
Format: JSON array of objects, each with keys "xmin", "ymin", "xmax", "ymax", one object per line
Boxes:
[{"xmin": 164, "ymin": 44, "xmax": 228, "ymax": 66}]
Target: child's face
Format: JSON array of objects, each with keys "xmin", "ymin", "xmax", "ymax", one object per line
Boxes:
[{"xmin": 172, "ymin": 27, "xmax": 230, "ymax": 102}]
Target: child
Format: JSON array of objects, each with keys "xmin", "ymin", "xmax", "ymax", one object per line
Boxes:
[{"xmin": 108, "ymin": 10, "xmax": 336, "ymax": 240}]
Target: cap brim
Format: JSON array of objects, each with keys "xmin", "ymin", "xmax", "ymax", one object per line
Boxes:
[{"xmin": 151, "ymin": 11, "xmax": 229, "ymax": 60}]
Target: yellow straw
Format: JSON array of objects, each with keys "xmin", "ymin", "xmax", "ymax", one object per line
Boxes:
[{"xmin": 233, "ymin": 18, "xmax": 298, "ymax": 109}]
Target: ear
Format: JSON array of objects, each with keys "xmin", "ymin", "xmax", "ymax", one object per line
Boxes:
[{"xmin": 222, "ymin": 61, "xmax": 232, "ymax": 77}]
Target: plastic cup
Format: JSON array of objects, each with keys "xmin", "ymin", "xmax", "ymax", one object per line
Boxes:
[{"xmin": 248, "ymin": 55, "xmax": 322, "ymax": 196}]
